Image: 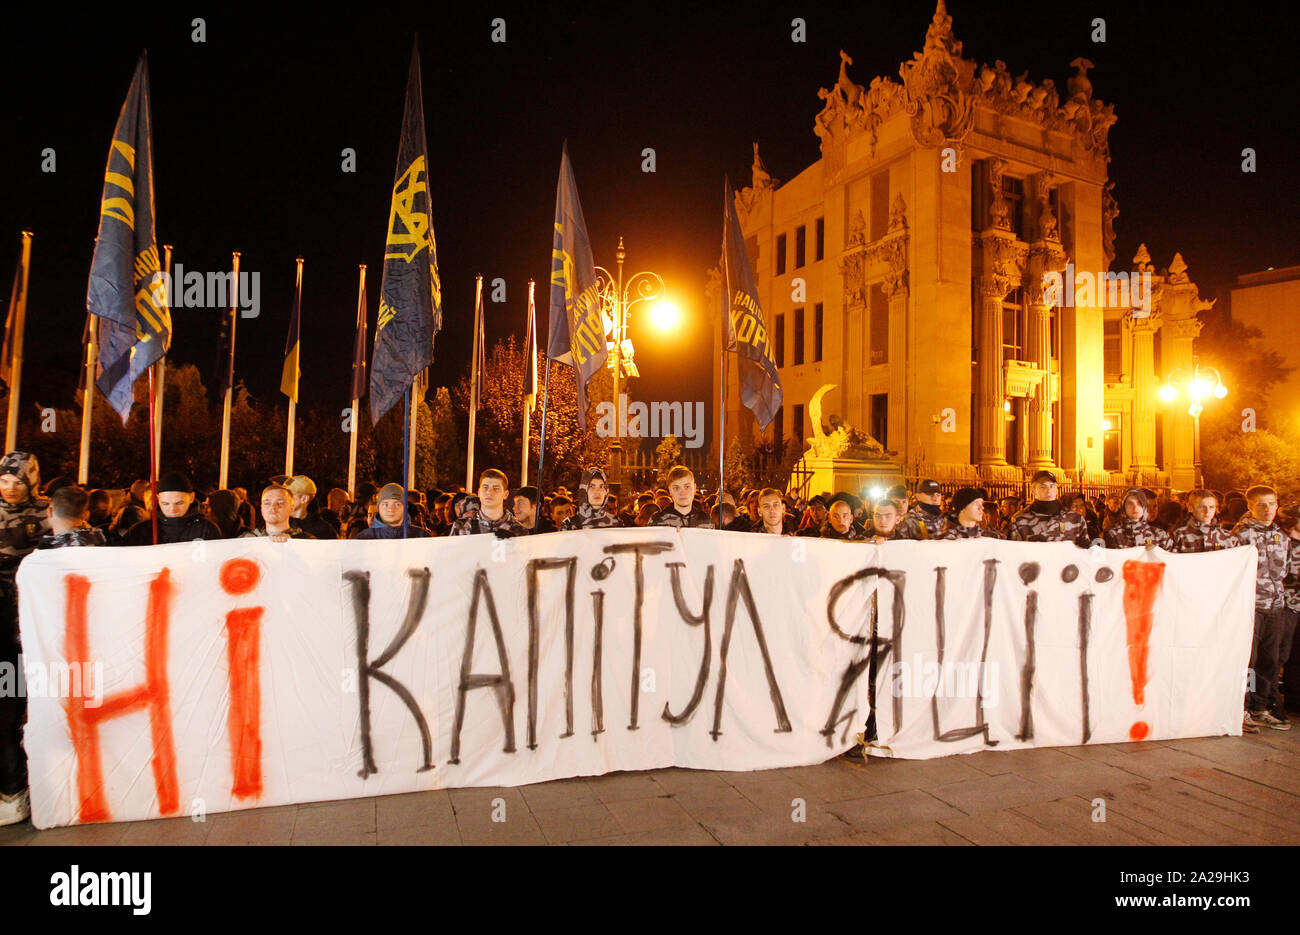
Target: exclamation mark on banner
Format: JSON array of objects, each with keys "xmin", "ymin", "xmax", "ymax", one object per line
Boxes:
[{"xmin": 1121, "ymin": 559, "xmax": 1164, "ymax": 741}]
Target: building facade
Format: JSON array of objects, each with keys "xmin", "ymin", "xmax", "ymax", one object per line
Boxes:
[
  {"xmin": 1223, "ymin": 265, "xmax": 1300, "ymax": 432},
  {"xmin": 712, "ymin": 1, "xmax": 1212, "ymax": 494}
]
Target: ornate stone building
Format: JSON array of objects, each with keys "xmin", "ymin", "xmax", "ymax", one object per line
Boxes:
[{"xmin": 712, "ymin": 1, "xmax": 1212, "ymax": 493}]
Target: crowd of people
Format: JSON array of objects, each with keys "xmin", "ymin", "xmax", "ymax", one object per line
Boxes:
[{"xmin": 0, "ymin": 449, "xmax": 1296, "ymax": 825}]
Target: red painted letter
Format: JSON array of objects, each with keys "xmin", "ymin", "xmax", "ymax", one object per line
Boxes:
[{"xmin": 63, "ymin": 569, "xmax": 179, "ymax": 823}]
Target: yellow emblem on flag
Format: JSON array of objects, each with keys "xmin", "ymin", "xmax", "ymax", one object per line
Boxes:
[{"xmin": 384, "ymin": 155, "xmax": 430, "ymax": 263}]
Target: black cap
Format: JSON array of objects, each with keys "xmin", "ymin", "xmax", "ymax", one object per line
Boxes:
[
  {"xmin": 1030, "ymin": 470, "xmax": 1057, "ymax": 485},
  {"xmin": 808, "ymin": 494, "xmax": 828, "ymax": 508},
  {"xmin": 918, "ymin": 479, "xmax": 941, "ymax": 494},
  {"xmin": 885, "ymin": 484, "xmax": 908, "ymax": 499},
  {"xmin": 951, "ymin": 487, "xmax": 988, "ymax": 515},
  {"xmin": 157, "ymin": 472, "xmax": 194, "ymax": 494}
]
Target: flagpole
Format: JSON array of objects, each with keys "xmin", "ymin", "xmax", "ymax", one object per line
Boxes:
[
  {"xmin": 148, "ymin": 366, "xmax": 159, "ymax": 544},
  {"xmin": 77, "ymin": 316, "xmax": 96, "ymax": 485},
  {"xmin": 153, "ymin": 243, "xmax": 172, "ymax": 472},
  {"xmin": 406, "ymin": 378, "xmax": 419, "ymax": 490},
  {"xmin": 537, "ymin": 356, "xmax": 552, "ymax": 516},
  {"xmin": 5, "ymin": 231, "xmax": 32, "ymax": 453},
  {"xmin": 285, "ymin": 256, "xmax": 303, "ymax": 477},
  {"xmin": 521, "ymin": 279, "xmax": 535, "ymax": 487},
  {"xmin": 348, "ymin": 264, "xmax": 365, "ymax": 498},
  {"xmin": 401, "ymin": 386, "xmax": 411, "ymax": 539},
  {"xmin": 465, "ymin": 274, "xmax": 483, "ymax": 490},
  {"xmin": 218, "ymin": 250, "xmax": 240, "ymax": 490},
  {"xmin": 719, "ymin": 180, "xmax": 728, "ymax": 504}
]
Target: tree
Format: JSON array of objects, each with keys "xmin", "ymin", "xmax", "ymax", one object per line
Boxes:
[
  {"xmin": 654, "ymin": 434, "xmax": 682, "ymax": 486},
  {"xmin": 723, "ymin": 437, "xmax": 755, "ymax": 495},
  {"xmin": 427, "ymin": 386, "xmax": 460, "ymax": 489}
]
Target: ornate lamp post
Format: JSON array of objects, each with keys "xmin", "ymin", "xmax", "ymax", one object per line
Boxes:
[
  {"xmin": 1159, "ymin": 357, "xmax": 1227, "ymax": 487},
  {"xmin": 594, "ymin": 236, "xmax": 667, "ymax": 489}
]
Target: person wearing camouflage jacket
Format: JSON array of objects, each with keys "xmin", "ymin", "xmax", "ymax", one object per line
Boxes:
[
  {"xmin": 0, "ymin": 451, "xmax": 49, "ymax": 821},
  {"xmin": 894, "ymin": 479, "xmax": 946, "ymax": 540},
  {"xmin": 563, "ymin": 468, "xmax": 624, "ymax": 530},
  {"xmin": 1007, "ymin": 471, "xmax": 1090, "ymax": 547},
  {"xmin": 1103, "ymin": 487, "xmax": 1172, "ymax": 550},
  {"xmin": 1169, "ymin": 490, "xmax": 1239, "ymax": 553},
  {"xmin": 1234, "ymin": 485, "xmax": 1292, "ymax": 730},
  {"xmin": 938, "ymin": 488, "xmax": 1004, "ymax": 540}
]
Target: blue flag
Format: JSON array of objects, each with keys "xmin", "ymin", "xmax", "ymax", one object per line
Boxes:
[
  {"xmin": 370, "ymin": 40, "xmax": 442, "ymax": 425},
  {"xmin": 86, "ymin": 56, "xmax": 170, "ymax": 423},
  {"xmin": 723, "ymin": 177, "xmax": 782, "ymax": 429},
  {"xmin": 547, "ymin": 144, "xmax": 603, "ymax": 428}
]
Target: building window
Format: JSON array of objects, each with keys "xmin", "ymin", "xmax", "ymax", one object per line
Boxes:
[
  {"xmin": 773, "ymin": 407, "xmax": 783, "ymax": 447},
  {"xmin": 793, "ymin": 307, "xmax": 805, "ymax": 365},
  {"xmin": 793, "ymin": 403, "xmax": 805, "ymax": 442},
  {"xmin": 1103, "ymin": 319, "xmax": 1122, "ymax": 381},
  {"xmin": 972, "ymin": 163, "xmax": 985, "ymax": 231},
  {"xmin": 813, "ymin": 303, "xmax": 823, "ymax": 362},
  {"xmin": 1103, "ymin": 414, "xmax": 1121, "ymax": 472},
  {"xmin": 775, "ymin": 233, "xmax": 787, "ymax": 276},
  {"xmin": 870, "ymin": 171, "xmax": 889, "ymax": 241},
  {"xmin": 870, "ymin": 394, "xmax": 888, "ymax": 446},
  {"xmin": 775, "ymin": 313, "xmax": 785, "ymax": 368},
  {"xmin": 1002, "ymin": 288, "xmax": 1023, "ymax": 362},
  {"xmin": 1155, "ymin": 412, "xmax": 1164, "ymax": 470},
  {"xmin": 1002, "ymin": 175, "xmax": 1025, "ymax": 240},
  {"xmin": 815, "ymin": 218, "xmax": 825, "ymax": 261},
  {"xmin": 1048, "ymin": 308, "xmax": 1059, "ymax": 360},
  {"xmin": 795, "ymin": 225, "xmax": 806, "ymax": 269},
  {"xmin": 1004, "ymin": 398, "xmax": 1021, "ymax": 467},
  {"xmin": 869, "ymin": 284, "xmax": 888, "ymax": 364},
  {"xmin": 1048, "ymin": 188, "xmax": 1061, "ymax": 241}
]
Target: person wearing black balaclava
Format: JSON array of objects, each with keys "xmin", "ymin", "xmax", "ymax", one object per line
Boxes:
[
  {"xmin": 563, "ymin": 468, "xmax": 623, "ymax": 530},
  {"xmin": 894, "ymin": 479, "xmax": 946, "ymax": 540},
  {"xmin": 0, "ymin": 451, "xmax": 49, "ymax": 825},
  {"xmin": 123, "ymin": 472, "xmax": 221, "ymax": 545},
  {"xmin": 1007, "ymin": 470, "xmax": 1090, "ymax": 547}
]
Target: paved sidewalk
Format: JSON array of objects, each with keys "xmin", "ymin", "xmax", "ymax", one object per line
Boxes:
[{"xmin": 6, "ymin": 729, "xmax": 1300, "ymax": 845}]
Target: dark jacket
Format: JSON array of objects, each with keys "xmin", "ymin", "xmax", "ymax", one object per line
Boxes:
[
  {"xmin": 37, "ymin": 525, "xmax": 106, "ymax": 549},
  {"xmin": 356, "ymin": 515, "xmax": 432, "ymax": 539},
  {"xmin": 291, "ymin": 512, "xmax": 337, "ymax": 540},
  {"xmin": 650, "ymin": 505, "xmax": 716, "ymax": 529},
  {"xmin": 241, "ymin": 526, "xmax": 317, "ymax": 540},
  {"xmin": 123, "ymin": 504, "xmax": 222, "ymax": 546},
  {"xmin": 562, "ymin": 502, "xmax": 624, "ymax": 530}
]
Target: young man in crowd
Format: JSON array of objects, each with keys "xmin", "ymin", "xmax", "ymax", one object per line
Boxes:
[
  {"xmin": 451, "ymin": 469, "xmax": 527, "ymax": 537},
  {"xmin": 650, "ymin": 466, "xmax": 714, "ymax": 528},
  {"xmin": 1102, "ymin": 487, "xmax": 1172, "ymax": 550},
  {"xmin": 862, "ymin": 499, "xmax": 899, "ymax": 543},
  {"xmin": 939, "ymin": 488, "xmax": 1002, "ymax": 539},
  {"xmin": 38, "ymin": 486, "xmax": 105, "ymax": 548},
  {"xmin": 752, "ymin": 487, "xmax": 796, "ymax": 535},
  {"xmin": 123, "ymin": 473, "xmax": 222, "ymax": 545},
  {"xmin": 821, "ymin": 498, "xmax": 865, "ymax": 541},
  {"xmin": 563, "ymin": 468, "xmax": 623, "ymax": 529},
  {"xmin": 355, "ymin": 483, "xmax": 431, "ymax": 539},
  {"xmin": 1007, "ymin": 471, "xmax": 1090, "ymax": 546},
  {"xmin": 796, "ymin": 495, "xmax": 829, "ymax": 537},
  {"xmin": 242, "ymin": 483, "xmax": 318, "ymax": 541},
  {"xmin": 1169, "ymin": 489, "xmax": 1238, "ymax": 552},
  {"xmin": 287, "ymin": 475, "xmax": 337, "ymax": 540},
  {"xmin": 0, "ymin": 452, "xmax": 49, "ymax": 825},
  {"xmin": 895, "ymin": 479, "xmax": 947, "ymax": 540},
  {"xmin": 1233, "ymin": 485, "xmax": 1291, "ymax": 732},
  {"xmin": 548, "ymin": 495, "xmax": 575, "ymax": 529}
]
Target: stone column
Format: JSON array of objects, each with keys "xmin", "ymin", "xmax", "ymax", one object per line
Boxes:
[
  {"xmin": 976, "ymin": 228, "xmax": 1027, "ymax": 467},
  {"xmin": 866, "ymin": 196, "xmax": 909, "ymax": 457},
  {"xmin": 1126, "ymin": 310, "xmax": 1162, "ymax": 476},
  {"xmin": 1024, "ymin": 245, "xmax": 1065, "ymax": 469}
]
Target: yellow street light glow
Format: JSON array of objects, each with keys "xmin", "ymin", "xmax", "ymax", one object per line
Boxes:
[
  {"xmin": 1101, "ymin": 418, "xmax": 1113, "ymax": 431},
  {"xmin": 1189, "ymin": 378, "xmax": 1211, "ymax": 401},
  {"xmin": 869, "ymin": 486, "xmax": 883, "ymax": 499},
  {"xmin": 650, "ymin": 300, "xmax": 680, "ymax": 332},
  {"xmin": 1158, "ymin": 384, "xmax": 1177, "ymax": 402},
  {"xmin": 1214, "ymin": 383, "xmax": 1228, "ymax": 399}
]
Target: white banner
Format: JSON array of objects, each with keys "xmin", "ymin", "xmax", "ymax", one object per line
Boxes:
[{"xmin": 14, "ymin": 530, "xmax": 1254, "ymax": 828}]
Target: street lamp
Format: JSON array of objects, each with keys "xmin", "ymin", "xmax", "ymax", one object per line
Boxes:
[
  {"xmin": 1158, "ymin": 357, "xmax": 1227, "ymax": 486},
  {"xmin": 594, "ymin": 236, "xmax": 668, "ymax": 488}
]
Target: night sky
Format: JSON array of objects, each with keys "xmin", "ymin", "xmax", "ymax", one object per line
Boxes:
[{"xmin": 4, "ymin": 0, "xmax": 1297, "ymax": 436}]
